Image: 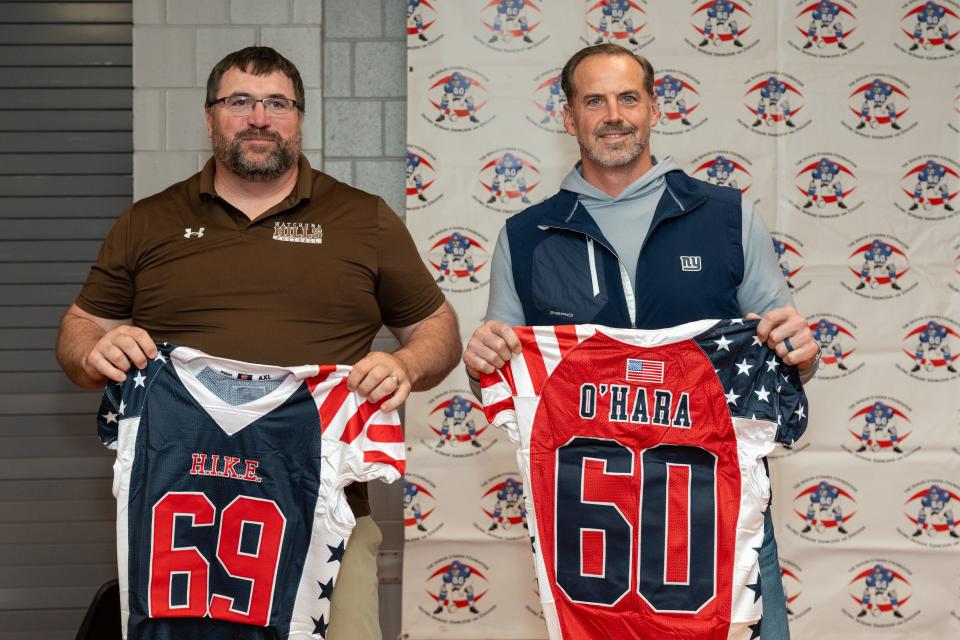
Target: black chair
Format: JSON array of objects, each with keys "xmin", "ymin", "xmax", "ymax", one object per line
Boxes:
[{"xmin": 75, "ymin": 579, "xmax": 122, "ymax": 640}]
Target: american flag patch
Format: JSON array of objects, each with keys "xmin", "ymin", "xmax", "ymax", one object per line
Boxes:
[{"xmin": 625, "ymin": 358, "xmax": 665, "ymax": 384}]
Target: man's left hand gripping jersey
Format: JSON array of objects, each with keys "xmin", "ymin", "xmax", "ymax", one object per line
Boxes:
[
  {"xmin": 480, "ymin": 319, "xmax": 807, "ymax": 640},
  {"xmin": 97, "ymin": 344, "xmax": 405, "ymax": 640}
]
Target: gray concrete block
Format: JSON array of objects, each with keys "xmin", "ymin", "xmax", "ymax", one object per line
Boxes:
[
  {"xmin": 322, "ymin": 159, "xmax": 353, "ymax": 184},
  {"xmin": 231, "ymin": 0, "xmax": 290, "ymax": 25},
  {"xmin": 303, "ymin": 150, "xmax": 323, "ymax": 170},
  {"xmin": 134, "ymin": 28, "xmax": 195, "ymax": 88},
  {"xmin": 383, "ymin": 0, "xmax": 407, "ymax": 37},
  {"xmin": 324, "ymin": 0, "xmax": 382, "ymax": 38},
  {"xmin": 293, "ymin": 0, "xmax": 323, "ymax": 24},
  {"xmin": 301, "ymin": 89, "xmax": 323, "ymax": 150},
  {"xmin": 134, "ymin": 0, "xmax": 164, "ymax": 24},
  {"xmin": 167, "ymin": 0, "xmax": 228, "ymax": 24},
  {"xmin": 323, "ymin": 42, "xmax": 352, "ymax": 97},
  {"xmin": 165, "ymin": 89, "xmax": 210, "ymax": 151},
  {"xmin": 196, "ymin": 152, "xmax": 212, "ymax": 172},
  {"xmin": 355, "ymin": 158, "xmax": 404, "ymax": 214},
  {"xmin": 196, "ymin": 28, "xmax": 258, "ymax": 87},
  {"xmin": 324, "ymin": 100, "xmax": 381, "ymax": 157},
  {"xmin": 383, "ymin": 100, "xmax": 405, "ymax": 156},
  {"xmin": 134, "ymin": 151, "xmax": 198, "ymax": 201},
  {"xmin": 133, "ymin": 89, "xmax": 162, "ymax": 151},
  {"xmin": 354, "ymin": 41, "xmax": 404, "ymax": 97},
  {"xmin": 260, "ymin": 27, "xmax": 321, "ymax": 88}
]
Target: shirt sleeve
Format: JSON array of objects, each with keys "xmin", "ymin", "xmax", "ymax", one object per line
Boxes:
[
  {"xmin": 736, "ymin": 200, "xmax": 794, "ymax": 316},
  {"xmin": 484, "ymin": 226, "xmax": 526, "ymax": 326},
  {"xmin": 75, "ymin": 206, "xmax": 137, "ymax": 319},
  {"xmin": 375, "ymin": 199, "xmax": 445, "ymax": 327}
]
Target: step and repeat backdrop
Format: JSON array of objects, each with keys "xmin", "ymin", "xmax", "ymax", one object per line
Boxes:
[{"xmin": 399, "ymin": 2, "xmax": 960, "ymax": 638}]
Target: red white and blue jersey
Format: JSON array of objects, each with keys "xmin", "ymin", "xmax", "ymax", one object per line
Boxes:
[
  {"xmin": 481, "ymin": 319, "xmax": 807, "ymax": 640},
  {"xmin": 97, "ymin": 344, "xmax": 405, "ymax": 640}
]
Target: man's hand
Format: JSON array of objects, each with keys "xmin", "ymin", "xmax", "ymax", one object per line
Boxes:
[
  {"xmin": 749, "ymin": 307, "xmax": 818, "ymax": 370},
  {"xmin": 84, "ymin": 325, "xmax": 157, "ymax": 384},
  {"xmin": 347, "ymin": 351, "xmax": 412, "ymax": 413},
  {"xmin": 56, "ymin": 304, "xmax": 156, "ymax": 389},
  {"xmin": 463, "ymin": 320, "xmax": 521, "ymax": 380}
]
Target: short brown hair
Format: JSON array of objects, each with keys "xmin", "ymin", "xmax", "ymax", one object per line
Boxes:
[
  {"xmin": 205, "ymin": 46, "xmax": 305, "ymax": 112},
  {"xmin": 560, "ymin": 44, "xmax": 655, "ymax": 103}
]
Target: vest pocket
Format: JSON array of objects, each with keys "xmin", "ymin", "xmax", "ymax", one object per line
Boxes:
[{"xmin": 530, "ymin": 234, "xmax": 608, "ymax": 323}]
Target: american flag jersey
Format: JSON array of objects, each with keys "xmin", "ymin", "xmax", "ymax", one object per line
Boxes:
[
  {"xmin": 97, "ymin": 344, "xmax": 405, "ymax": 640},
  {"xmin": 480, "ymin": 319, "xmax": 807, "ymax": 640}
]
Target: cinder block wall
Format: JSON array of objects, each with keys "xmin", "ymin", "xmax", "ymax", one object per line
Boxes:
[
  {"xmin": 132, "ymin": 0, "xmax": 323, "ymax": 200},
  {"xmin": 321, "ymin": 0, "xmax": 406, "ymax": 216}
]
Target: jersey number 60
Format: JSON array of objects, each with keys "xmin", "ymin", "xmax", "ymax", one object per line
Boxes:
[{"xmin": 555, "ymin": 437, "xmax": 717, "ymax": 612}]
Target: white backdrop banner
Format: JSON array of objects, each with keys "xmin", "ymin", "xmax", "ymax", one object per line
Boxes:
[{"xmin": 401, "ymin": 2, "xmax": 960, "ymax": 638}]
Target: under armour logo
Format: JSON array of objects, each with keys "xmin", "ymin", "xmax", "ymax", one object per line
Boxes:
[
  {"xmin": 184, "ymin": 227, "xmax": 205, "ymax": 239},
  {"xmin": 680, "ymin": 256, "xmax": 702, "ymax": 271}
]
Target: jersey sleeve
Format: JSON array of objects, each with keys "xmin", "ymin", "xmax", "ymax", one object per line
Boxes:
[
  {"xmin": 698, "ymin": 320, "xmax": 808, "ymax": 445},
  {"xmin": 313, "ymin": 371, "xmax": 406, "ymax": 485},
  {"xmin": 96, "ymin": 342, "xmax": 173, "ymax": 449},
  {"xmin": 480, "ymin": 366, "xmax": 520, "ymax": 444},
  {"xmin": 96, "ymin": 384, "xmax": 123, "ymax": 449},
  {"xmin": 774, "ymin": 363, "xmax": 808, "ymax": 446}
]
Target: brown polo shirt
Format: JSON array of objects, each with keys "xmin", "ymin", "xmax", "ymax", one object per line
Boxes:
[{"xmin": 76, "ymin": 155, "xmax": 444, "ymax": 516}]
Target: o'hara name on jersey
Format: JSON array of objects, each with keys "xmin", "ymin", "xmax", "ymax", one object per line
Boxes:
[
  {"xmin": 189, "ymin": 453, "xmax": 262, "ymax": 483},
  {"xmin": 272, "ymin": 221, "xmax": 323, "ymax": 244},
  {"xmin": 578, "ymin": 383, "xmax": 692, "ymax": 428}
]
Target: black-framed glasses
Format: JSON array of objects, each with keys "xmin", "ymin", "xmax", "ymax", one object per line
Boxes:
[{"xmin": 207, "ymin": 95, "xmax": 302, "ymax": 117}]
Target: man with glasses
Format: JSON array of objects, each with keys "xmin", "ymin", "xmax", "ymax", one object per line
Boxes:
[
  {"xmin": 56, "ymin": 47, "xmax": 460, "ymax": 640},
  {"xmin": 464, "ymin": 44, "xmax": 818, "ymax": 639}
]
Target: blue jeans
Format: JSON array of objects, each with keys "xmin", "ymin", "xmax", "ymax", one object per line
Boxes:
[{"xmin": 758, "ymin": 507, "xmax": 790, "ymax": 639}]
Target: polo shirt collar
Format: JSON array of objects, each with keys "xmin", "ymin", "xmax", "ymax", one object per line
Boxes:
[{"xmin": 198, "ymin": 154, "xmax": 314, "ymax": 210}]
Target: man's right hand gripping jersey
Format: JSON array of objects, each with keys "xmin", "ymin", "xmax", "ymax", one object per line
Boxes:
[
  {"xmin": 480, "ymin": 319, "xmax": 808, "ymax": 640},
  {"xmin": 97, "ymin": 344, "xmax": 405, "ymax": 640}
]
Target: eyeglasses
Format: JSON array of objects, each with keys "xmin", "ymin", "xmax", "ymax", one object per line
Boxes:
[{"xmin": 207, "ymin": 95, "xmax": 301, "ymax": 117}]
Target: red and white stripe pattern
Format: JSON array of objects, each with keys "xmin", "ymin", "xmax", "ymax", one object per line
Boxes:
[
  {"xmin": 481, "ymin": 325, "xmax": 595, "ymax": 430},
  {"xmin": 307, "ymin": 365, "xmax": 406, "ymax": 476}
]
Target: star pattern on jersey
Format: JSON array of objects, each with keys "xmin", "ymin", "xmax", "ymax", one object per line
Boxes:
[
  {"xmin": 714, "ymin": 334, "xmax": 733, "ymax": 351},
  {"xmin": 317, "ymin": 577, "xmax": 334, "ymax": 601},
  {"xmin": 311, "ymin": 614, "xmax": 328, "ymax": 638},
  {"xmin": 725, "ymin": 388, "xmax": 741, "ymax": 406},
  {"xmin": 154, "ymin": 352, "xmax": 167, "ymax": 363},
  {"xmin": 118, "ymin": 399, "xmax": 126, "ymax": 415},
  {"xmin": 133, "ymin": 371, "xmax": 146, "ymax": 388},
  {"xmin": 102, "ymin": 410, "xmax": 118, "ymax": 424},
  {"xmin": 753, "ymin": 385, "xmax": 770, "ymax": 403},
  {"xmin": 326, "ymin": 539, "xmax": 345, "ymax": 563},
  {"xmin": 746, "ymin": 572, "xmax": 762, "ymax": 603},
  {"xmin": 748, "ymin": 619, "xmax": 762, "ymax": 640},
  {"xmin": 699, "ymin": 321, "xmax": 809, "ymax": 441}
]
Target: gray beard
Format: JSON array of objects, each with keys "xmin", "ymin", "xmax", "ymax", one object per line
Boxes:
[
  {"xmin": 581, "ymin": 126, "xmax": 649, "ymax": 168},
  {"xmin": 212, "ymin": 128, "xmax": 301, "ymax": 181}
]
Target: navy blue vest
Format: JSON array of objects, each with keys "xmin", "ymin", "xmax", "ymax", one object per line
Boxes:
[{"xmin": 506, "ymin": 170, "xmax": 744, "ymax": 329}]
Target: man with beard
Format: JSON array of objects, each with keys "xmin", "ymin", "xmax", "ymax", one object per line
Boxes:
[
  {"xmin": 56, "ymin": 47, "xmax": 460, "ymax": 640},
  {"xmin": 464, "ymin": 44, "xmax": 817, "ymax": 639}
]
